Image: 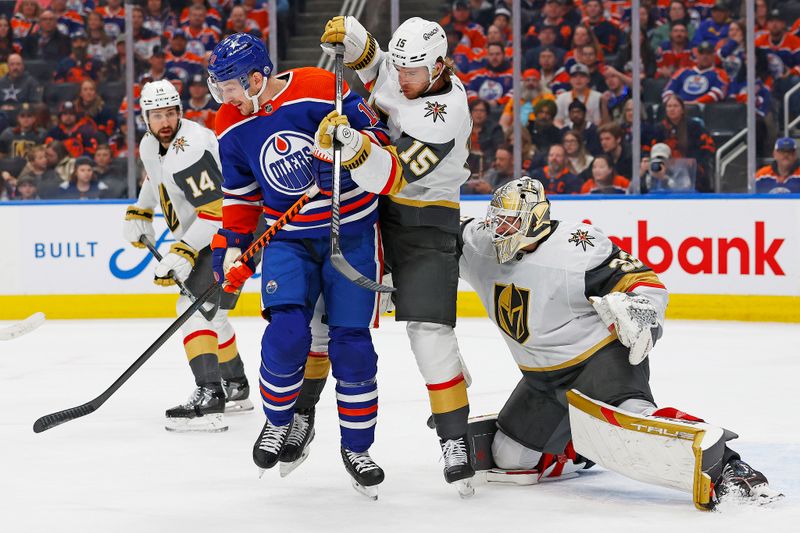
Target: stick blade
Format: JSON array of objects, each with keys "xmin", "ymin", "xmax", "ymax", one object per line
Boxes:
[
  {"xmin": 33, "ymin": 403, "xmax": 96, "ymax": 433},
  {"xmin": 330, "ymin": 253, "xmax": 396, "ymax": 293},
  {"xmin": 0, "ymin": 312, "xmax": 46, "ymax": 341}
]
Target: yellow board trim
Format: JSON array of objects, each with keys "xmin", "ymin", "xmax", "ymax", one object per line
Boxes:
[
  {"xmin": 566, "ymin": 390, "xmax": 712, "ymax": 510},
  {"xmin": 0, "ymin": 292, "xmax": 798, "ymax": 322}
]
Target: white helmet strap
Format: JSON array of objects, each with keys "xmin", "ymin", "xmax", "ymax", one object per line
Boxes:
[{"xmin": 249, "ymin": 73, "xmax": 269, "ymax": 114}]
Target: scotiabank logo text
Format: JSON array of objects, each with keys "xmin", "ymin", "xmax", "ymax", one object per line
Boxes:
[{"xmin": 603, "ymin": 221, "xmax": 784, "ymax": 276}]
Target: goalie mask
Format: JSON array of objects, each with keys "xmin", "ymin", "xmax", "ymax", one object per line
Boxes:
[{"xmin": 486, "ymin": 177, "xmax": 552, "ymax": 264}]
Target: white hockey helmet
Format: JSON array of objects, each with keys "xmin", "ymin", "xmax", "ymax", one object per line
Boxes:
[
  {"xmin": 388, "ymin": 17, "xmax": 448, "ymax": 90},
  {"xmin": 486, "ymin": 177, "xmax": 552, "ymax": 263},
  {"xmin": 140, "ymin": 79, "xmax": 182, "ymax": 129}
]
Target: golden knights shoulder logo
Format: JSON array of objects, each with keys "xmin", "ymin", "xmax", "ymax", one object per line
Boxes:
[
  {"xmin": 494, "ymin": 283, "xmax": 531, "ymax": 344},
  {"xmin": 172, "ymin": 136, "xmax": 189, "ymax": 153},
  {"xmin": 159, "ymin": 184, "xmax": 180, "ymax": 232}
]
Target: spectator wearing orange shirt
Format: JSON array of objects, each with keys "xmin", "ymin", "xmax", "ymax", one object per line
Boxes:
[
  {"xmin": 581, "ymin": 153, "xmax": 628, "ymax": 194},
  {"xmin": 443, "ymin": 1, "xmax": 487, "ymax": 50},
  {"xmin": 182, "ymin": 74, "xmax": 219, "ymax": 130},
  {"xmin": 225, "ymin": 4, "xmax": 263, "ymax": 39},
  {"xmin": 44, "ymin": 101, "xmax": 103, "ymax": 158}
]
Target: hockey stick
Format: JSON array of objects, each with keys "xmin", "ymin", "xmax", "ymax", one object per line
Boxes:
[
  {"xmin": 32, "ymin": 190, "xmax": 317, "ymax": 433},
  {"xmin": 329, "ymin": 43, "xmax": 394, "ymax": 294},
  {"xmin": 140, "ymin": 236, "xmax": 220, "ymax": 322},
  {"xmin": 0, "ymin": 312, "xmax": 45, "ymax": 341}
]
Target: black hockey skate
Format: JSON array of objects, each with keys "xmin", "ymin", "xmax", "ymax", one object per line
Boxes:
[
  {"xmin": 714, "ymin": 459, "xmax": 784, "ymax": 506},
  {"xmin": 223, "ymin": 376, "xmax": 254, "ymax": 413},
  {"xmin": 441, "ymin": 436, "xmax": 476, "ymax": 498},
  {"xmin": 253, "ymin": 418, "xmax": 293, "ymax": 476},
  {"xmin": 165, "ymin": 384, "xmax": 227, "ymax": 433},
  {"xmin": 278, "ymin": 408, "xmax": 315, "ymax": 477},
  {"xmin": 341, "ymin": 447, "xmax": 384, "ymax": 500}
]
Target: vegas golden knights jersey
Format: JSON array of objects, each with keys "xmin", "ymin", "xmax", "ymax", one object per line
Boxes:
[
  {"xmin": 458, "ymin": 219, "xmax": 669, "ymax": 374},
  {"xmin": 351, "ymin": 51, "xmax": 471, "ymax": 232},
  {"xmin": 137, "ymin": 119, "xmax": 224, "ymax": 250}
]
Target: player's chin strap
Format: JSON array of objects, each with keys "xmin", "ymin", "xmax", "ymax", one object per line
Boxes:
[{"xmin": 250, "ymin": 76, "xmax": 270, "ymax": 114}]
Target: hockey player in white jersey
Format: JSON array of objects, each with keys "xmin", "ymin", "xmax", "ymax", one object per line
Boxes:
[
  {"xmin": 122, "ymin": 79, "xmax": 252, "ymax": 432},
  {"xmin": 310, "ymin": 16, "xmax": 475, "ymax": 495},
  {"xmin": 458, "ymin": 177, "xmax": 782, "ymax": 509}
]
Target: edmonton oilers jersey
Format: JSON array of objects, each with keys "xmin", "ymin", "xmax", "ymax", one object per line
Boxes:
[{"xmin": 215, "ymin": 67, "xmax": 389, "ymax": 239}]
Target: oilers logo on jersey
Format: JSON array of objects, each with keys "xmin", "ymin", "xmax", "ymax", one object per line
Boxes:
[
  {"xmin": 258, "ymin": 131, "xmax": 314, "ymax": 195},
  {"xmin": 682, "ymin": 75, "xmax": 710, "ymax": 96}
]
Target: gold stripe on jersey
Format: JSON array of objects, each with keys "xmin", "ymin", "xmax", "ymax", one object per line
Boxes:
[
  {"xmin": 159, "ymin": 183, "xmax": 179, "ymax": 232},
  {"xmin": 196, "ymin": 198, "xmax": 223, "ymax": 219},
  {"xmin": 347, "ymin": 34, "xmax": 377, "ymax": 70},
  {"xmin": 342, "ymin": 134, "xmax": 372, "ymax": 170},
  {"xmin": 387, "ymin": 195, "xmax": 459, "ymax": 210},
  {"xmin": 609, "ymin": 271, "xmax": 665, "ymax": 295},
  {"xmin": 428, "ymin": 380, "xmax": 469, "ymax": 414},
  {"xmin": 381, "ymin": 145, "xmax": 408, "ymax": 194},
  {"xmin": 184, "ymin": 332, "xmax": 218, "ymax": 361},
  {"xmin": 304, "ymin": 352, "xmax": 331, "ymax": 380},
  {"xmin": 518, "ymin": 333, "xmax": 618, "ymax": 373}
]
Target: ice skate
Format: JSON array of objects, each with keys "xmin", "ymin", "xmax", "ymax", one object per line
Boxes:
[
  {"xmin": 279, "ymin": 408, "xmax": 315, "ymax": 477},
  {"xmin": 341, "ymin": 447, "xmax": 384, "ymax": 500},
  {"xmin": 165, "ymin": 384, "xmax": 227, "ymax": 433},
  {"xmin": 714, "ymin": 459, "xmax": 784, "ymax": 506},
  {"xmin": 223, "ymin": 376, "xmax": 254, "ymax": 413},
  {"xmin": 253, "ymin": 418, "xmax": 292, "ymax": 477},
  {"xmin": 441, "ymin": 436, "xmax": 475, "ymax": 498}
]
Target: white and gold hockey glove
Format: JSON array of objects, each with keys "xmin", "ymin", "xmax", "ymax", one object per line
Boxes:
[
  {"xmin": 313, "ymin": 110, "xmax": 370, "ymax": 168},
  {"xmin": 320, "ymin": 15, "xmax": 378, "ymax": 70},
  {"xmin": 153, "ymin": 242, "xmax": 197, "ymax": 286},
  {"xmin": 123, "ymin": 205, "xmax": 155, "ymax": 249},
  {"xmin": 590, "ymin": 292, "xmax": 659, "ymax": 365}
]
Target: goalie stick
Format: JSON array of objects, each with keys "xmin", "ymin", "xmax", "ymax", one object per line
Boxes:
[
  {"xmin": 140, "ymin": 236, "xmax": 220, "ymax": 322},
  {"xmin": 32, "ymin": 189, "xmax": 317, "ymax": 433},
  {"xmin": 329, "ymin": 43, "xmax": 394, "ymax": 294},
  {"xmin": 0, "ymin": 312, "xmax": 45, "ymax": 341}
]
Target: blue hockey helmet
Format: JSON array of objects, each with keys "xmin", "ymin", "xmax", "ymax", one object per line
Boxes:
[{"xmin": 207, "ymin": 33, "xmax": 273, "ymax": 111}]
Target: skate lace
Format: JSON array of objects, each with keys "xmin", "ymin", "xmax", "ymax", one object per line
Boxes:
[
  {"xmin": 441, "ymin": 438, "xmax": 468, "ymax": 469},
  {"xmin": 345, "ymin": 450, "xmax": 379, "ymax": 473},
  {"xmin": 258, "ymin": 423, "xmax": 289, "ymax": 454},
  {"xmin": 182, "ymin": 387, "xmax": 212, "ymax": 408},
  {"xmin": 286, "ymin": 414, "xmax": 309, "ymax": 447}
]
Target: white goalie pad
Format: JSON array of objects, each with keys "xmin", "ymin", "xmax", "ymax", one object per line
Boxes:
[{"xmin": 567, "ymin": 390, "xmax": 721, "ymax": 510}]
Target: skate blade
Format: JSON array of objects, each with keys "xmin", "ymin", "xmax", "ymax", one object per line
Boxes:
[
  {"xmin": 279, "ymin": 446, "xmax": 311, "ymax": 478},
  {"xmin": 351, "ymin": 478, "xmax": 379, "ymax": 501},
  {"xmin": 482, "ymin": 468, "xmax": 540, "ymax": 486},
  {"xmin": 225, "ymin": 398, "xmax": 254, "ymax": 413},
  {"xmin": 752, "ymin": 485, "xmax": 785, "ymax": 506},
  {"xmin": 165, "ymin": 413, "xmax": 227, "ymax": 433},
  {"xmin": 454, "ymin": 478, "xmax": 475, "ymax": 498}
]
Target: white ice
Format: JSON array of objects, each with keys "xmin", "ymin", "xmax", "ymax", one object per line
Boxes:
[{"xmin": 2, "ymin": 317, "xmax": 799, "ymax": 533}]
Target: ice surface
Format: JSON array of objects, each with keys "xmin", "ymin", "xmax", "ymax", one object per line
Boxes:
[{"xmin": 2, "ymin": 317, "xmax": 798, "ymax": 532}]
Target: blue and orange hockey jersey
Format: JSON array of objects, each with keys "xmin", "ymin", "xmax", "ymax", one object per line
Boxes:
[
  {"xmin": 216, "ymin": 68, "xmax": 389, "ymax": 240},
  {"xmin": 663, "ymin": 65, "xmax": 729, "ymax": 103}
]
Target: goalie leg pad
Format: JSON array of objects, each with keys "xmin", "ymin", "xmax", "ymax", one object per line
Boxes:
[{"xmin": 567, "ymin": 389, "xmax": 737, "ymax": 510}]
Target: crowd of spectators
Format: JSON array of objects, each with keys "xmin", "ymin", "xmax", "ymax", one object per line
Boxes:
[
  {"xmin": 449, "ymin": 0, "xmax": 800, "ymax": 194},
  {"xmin": 0, "ymin": 0, "xmax": 296, "ymax": 201},
  {"xmin": 0, "ymin": 0, "xmax": 796, "ymax": 200}
]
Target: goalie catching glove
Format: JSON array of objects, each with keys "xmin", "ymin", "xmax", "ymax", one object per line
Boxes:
[
  {"xmin": 590, "ymin": 292, "xmax": 659, "ymax": 365},
  {"xmin": 153, "ymin": 242, "xmax": 197, "ymax": 286},
  {"xmin": 211, "ymin": 229, "xmax": 255, "ymax": 293},
  {"xmin": 320, "ymin": 16, "xmax": 378, "ymax": 71},
  {"xmin": 122, "ymin": 205, "xmax": 155, "ymax": 249}
]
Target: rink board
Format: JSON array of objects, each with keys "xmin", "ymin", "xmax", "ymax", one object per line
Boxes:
[{"xmin": 0, "ymin": 197, "xmax": 798, "ymax": 322}]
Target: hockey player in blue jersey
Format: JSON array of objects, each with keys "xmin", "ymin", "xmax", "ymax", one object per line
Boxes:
[{"xmin": 206, "ymin": 33, "xmax": 389, "ymax": 498}]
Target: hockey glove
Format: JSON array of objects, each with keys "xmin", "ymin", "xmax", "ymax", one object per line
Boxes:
[
  {"xmin": 320, "ymin": 16, "xmax": 377, "ymax": 70},
  {"xmin": 211, "ymin": 229, "xmax": 255, "ymax": 293},
  {"xmin": 123, "ymin": 205, "xmax": 155, "ymax": 249},
  {"xmin": 153, "ymin": 242, "xmax": 197, "ymax": 286},
  {"xmin": 590, "ymin": 292, "xmax": 659, "ymax": 365}
]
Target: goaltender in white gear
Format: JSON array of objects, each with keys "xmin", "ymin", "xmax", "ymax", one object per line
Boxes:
[
  {"xmin": 459, "ymin": 177, "xmax": 781, "ymax": 509},
  {"xmin": 122, "ymin": 80, "xmax": 253, "ymax": 432},
  {"xmin": 316, "ymin": 16, "xmax": 475, "ymax": 495}
]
